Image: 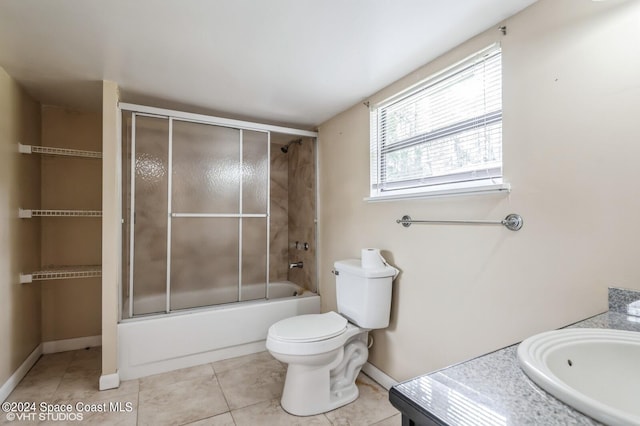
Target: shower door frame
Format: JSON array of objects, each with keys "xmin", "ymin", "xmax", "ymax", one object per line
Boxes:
[{"xmin": 120, "ymin": 103, "xmax": 318, "ymax": 320}]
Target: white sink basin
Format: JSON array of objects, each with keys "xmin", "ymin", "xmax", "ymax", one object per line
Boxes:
[{"xmin": 517, "ymin": 328, "xmax": 640, "ymax": 426}]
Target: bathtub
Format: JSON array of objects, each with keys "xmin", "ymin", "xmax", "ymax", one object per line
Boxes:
[{"xmin": 118, "ymin": 281, "xmax": 319, "ymax": 380}]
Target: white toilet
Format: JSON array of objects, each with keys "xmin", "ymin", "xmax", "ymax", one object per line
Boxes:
[{"xmin": 266, "ymin": 257, "xmax": 398, "ymax": 416}]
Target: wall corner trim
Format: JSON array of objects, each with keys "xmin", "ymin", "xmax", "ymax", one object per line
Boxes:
[
  {"xmin": 0, "ymin": 344, "xmax": 43, "ymax": 402},
  {"xmin": 362, "ymin": 362, "xmax": 397, "ymax": 390},
  {"xmin": 99, "ymin": 372, "xmax": 120, "ymax": 391}
]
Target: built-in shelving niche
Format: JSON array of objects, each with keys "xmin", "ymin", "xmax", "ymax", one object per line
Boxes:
[{"xmin": 19, "ymin": 143, "xmax": 102, "ymax": 284}]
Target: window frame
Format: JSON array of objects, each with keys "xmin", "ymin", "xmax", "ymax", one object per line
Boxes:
[{"xmin": 367, "ymin": 43, "xmax": 509, "ymax": 202}]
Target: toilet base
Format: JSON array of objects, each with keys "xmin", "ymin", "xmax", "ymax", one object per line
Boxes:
[{"xmin": 279, "ymin": 332, "xmax": 369, "ymax": 416}]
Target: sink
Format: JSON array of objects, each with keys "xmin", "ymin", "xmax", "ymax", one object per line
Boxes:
[{"xmin": 517, "ymin": 328, "xmax": 640, "ymax": 426}]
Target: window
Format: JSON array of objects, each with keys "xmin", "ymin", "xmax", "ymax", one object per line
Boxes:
[{"xmin": 369, "ymin": 44, "xmax": 507, "ymax": 200}]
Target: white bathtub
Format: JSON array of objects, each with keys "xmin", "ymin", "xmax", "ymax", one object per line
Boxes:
[{"xmin": 118, "ymin": 281, "xmax": 319, "ymax": 380}]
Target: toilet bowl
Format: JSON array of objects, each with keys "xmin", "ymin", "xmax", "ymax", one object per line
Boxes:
[
  {"xmin": 266, "ymin": 312, "xmax": 369, "ymax": 416},
  {"xmin": 266, "ymin": 256, "xmax": 399, "ymax": 416}
]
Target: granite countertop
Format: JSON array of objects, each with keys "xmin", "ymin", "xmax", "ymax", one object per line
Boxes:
[{"xmin": 389, "ymin": 288, "xmax": 640, "ymax": 426}]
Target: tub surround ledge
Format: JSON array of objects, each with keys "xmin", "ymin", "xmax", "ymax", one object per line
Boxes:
[{"xmin": 389, "ymin": 287, "xmax": 640, "ymax": 426}]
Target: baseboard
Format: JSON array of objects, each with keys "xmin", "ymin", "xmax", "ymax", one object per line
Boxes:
[
  {"xmin": 0, "ymin": 344, "xmax": 42, "ymax": 402},
  {"xmin": 99, "ymin": 372, "xmax": 120, "ymax": 391},
  {"xmin": 362, "ymin": 362, "xmax": 397, "ymax": 390},
  {"xmin": 42, "ymin": 335, "xmax": 102, "ymax": 354}
]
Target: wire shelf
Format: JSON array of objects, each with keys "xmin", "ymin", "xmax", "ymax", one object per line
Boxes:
[
  {"xmin": 20, "ymin": 265, "xmax": 102, "ymax": 284},
  {"xmin": 19, "ymin": 143, "xmax": 102, "ymax": 159},
  {"xmin": 19, "ymin": 208, "xmax": 102, "ymax": 218}
]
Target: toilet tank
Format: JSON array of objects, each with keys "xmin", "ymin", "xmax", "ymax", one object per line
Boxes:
[{"xmin": 334, "ymin": 259, "xmax": 396, "ymax": 329}]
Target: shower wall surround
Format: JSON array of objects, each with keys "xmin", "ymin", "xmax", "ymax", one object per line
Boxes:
[
  {"xmin": 270, "ymin": 145, "xmax": 289, "ymax": 282},
  {"xmin": 287, "ymin": 137, "xmax": 316, "ymax": 293},
  {"xmin": 269, "ymin": 136, "xmax": 317, "ymax": 292}
]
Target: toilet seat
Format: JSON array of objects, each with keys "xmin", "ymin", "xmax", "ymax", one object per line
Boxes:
[
  {"xmin": 266, "ymin": 312, "xmax": 362, "ymax": 356},
  {"xmin": 268, "ymin": 312, "xmax": 347, "ymax": 343}
]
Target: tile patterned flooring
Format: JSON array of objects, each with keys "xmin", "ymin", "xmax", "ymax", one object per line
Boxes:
[{"xmin": 2, "ymin": 348, "xmax": 401, "ymax": 425}]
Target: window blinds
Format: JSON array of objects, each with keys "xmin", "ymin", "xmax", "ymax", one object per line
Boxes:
[{"xmin": 370, "ymin": 44, "xmax": 502, "ymax": 197}]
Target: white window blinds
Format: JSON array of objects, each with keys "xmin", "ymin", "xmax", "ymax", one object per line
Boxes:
[{"xmin": 370, "ymin": 44, "xmax": 503, "ymax": 199}]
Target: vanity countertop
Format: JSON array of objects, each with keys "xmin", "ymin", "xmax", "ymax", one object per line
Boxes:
[{"xmin": 389, "ymin": 307, "xmax": 640, "ymax": 425}]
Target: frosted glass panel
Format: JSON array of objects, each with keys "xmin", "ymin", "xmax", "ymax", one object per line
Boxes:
[
  {"xmin": 123, "ymin": 110, "xmax": 276, "ymax": 318},
  {"xmin": 172, "ymin": 120, "xmax": 240, "ymax": 214},
  {"xmin": 242, "ymin": 218, "xmax": 267, "ymax": 301},
  {"xmin": 242, "ymin": 131, "xmax": 268, "ymax": 214},
  {"xmin": 132, "ymin": 116, "xmax": 169, "ymax": 316},
  {"xmin": 170, "ymin": 217, "xmax": 239, "ymax": 309}
]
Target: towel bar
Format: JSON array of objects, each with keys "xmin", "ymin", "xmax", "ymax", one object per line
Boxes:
[{"xmin": 396, "ymin": 213, "xmax": 523, "ymax": 231}]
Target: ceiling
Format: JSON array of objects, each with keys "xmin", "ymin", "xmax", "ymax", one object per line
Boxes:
[{"xmin": 0, "ymin": 0, "xmax": 537, "ymax": 129}]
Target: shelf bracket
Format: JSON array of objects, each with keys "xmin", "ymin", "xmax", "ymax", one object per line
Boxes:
[
  {"xmin": 18, "ymin": 143, "xmax": 32, "ymax": 154},
  {"xmin": 18, "ymin": 208, "xmax": 32, "ymax": 218}
]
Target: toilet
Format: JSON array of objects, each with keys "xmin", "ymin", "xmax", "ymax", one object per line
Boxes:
[{"xmin": 266, "ymin": 257, "xmax": 398, "ymax": 416}]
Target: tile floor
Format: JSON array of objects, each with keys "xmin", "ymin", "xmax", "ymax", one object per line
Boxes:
[{"xmin": 2, "ymin": 348, "xmax": 400, "ymax": 425}]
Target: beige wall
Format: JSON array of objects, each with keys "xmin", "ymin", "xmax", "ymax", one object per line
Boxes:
[
  {"xmin": 0, "ymin": 67, "xmax": 42, "ymax": 384},
  {"xmin": 40, "ymin": 106, "xmax": 102, "ymax": 341},
  {"xmin": 102, "ymin": 81, "xmax": 120, "ymax": 378},
  {"xmin": 318, "ymin": 0, "xmax": 640, "ymax": 381}
]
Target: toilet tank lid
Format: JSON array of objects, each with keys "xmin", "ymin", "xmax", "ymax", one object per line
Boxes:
[
  {"xmin": 268, "ymin": 312, "xmax": 347, "ymax": 342},
  {"xmin": 334, "ymin": 259, "xmax": 397, "ymax": 278}
]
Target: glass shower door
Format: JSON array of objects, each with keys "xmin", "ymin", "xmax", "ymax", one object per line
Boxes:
[
  {"xmin": 170, "ymin": 121, "xmax": 240, "ymax": 309},
  {"xmin": 169, "ymin": 121, "xmax": 269, "ymax": 310},
  {"xmin": 123, "ymin": 111, "xmax": 271, "ymax": 318},
  {"xmin": 240, "ymin": 130, "xmax": 269, "ymax": 301},
  {"xmin": 129, "ymin": 115, "xmax": 169, "ymax": 317}
]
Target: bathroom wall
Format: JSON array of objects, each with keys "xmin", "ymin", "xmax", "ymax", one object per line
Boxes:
[
  {"xmin": 287, "ymin": 137, "xmax": 317, "ymax": 292},
  {"xmin": 318, "ymin": 0, "xmax": 640, "ymax": 381},
  {"xmin": 102, "ymin": 80, "xmax": 120, "ymax": 383},
  {"xmin": 40, "ymin": 106, "xmax": 102, "ymax": 341},
  {"xmin": 0, "ymin": 66, "xmax": 42, "ymax": 385}
]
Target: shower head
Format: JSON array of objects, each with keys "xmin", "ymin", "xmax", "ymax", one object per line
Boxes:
[{"xmin": 280, "ymin": 139, "xmax": 302, "ymax": 153}]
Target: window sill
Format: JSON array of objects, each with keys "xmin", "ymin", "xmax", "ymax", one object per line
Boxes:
[{"xmin": 364, "ymin": 182, "xmax": 510, "ymax": 203}]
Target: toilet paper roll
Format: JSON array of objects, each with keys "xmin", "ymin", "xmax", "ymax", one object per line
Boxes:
[{"xmin": 361, "ymin": 248, "xmax": 386, "ymax": 269}]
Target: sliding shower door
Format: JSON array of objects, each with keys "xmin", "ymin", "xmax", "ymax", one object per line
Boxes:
[
  {"xmin": 123, "ymin": 113, "xmax": 270, "ymax": 317},
  {"xmin": 170, "ymin": 121, "xmax": 241, "ymax": 309},
  {"xmin": 125, "ymin": 115, "xmax": 170, "ymax": 317},
  {"xmin": 239, "ymin": 130, "xmax": 269, "ymax": 301}
]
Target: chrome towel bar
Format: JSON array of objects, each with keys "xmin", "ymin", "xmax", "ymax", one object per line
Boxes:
[{"xmin": 396, "ymin": 213, "xmax": 523, "ymax": 231}]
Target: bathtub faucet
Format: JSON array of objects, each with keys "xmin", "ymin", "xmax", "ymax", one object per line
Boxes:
[{"xmin": 289, "ymin": 261, "xmax": 303, "ymax": 269}]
